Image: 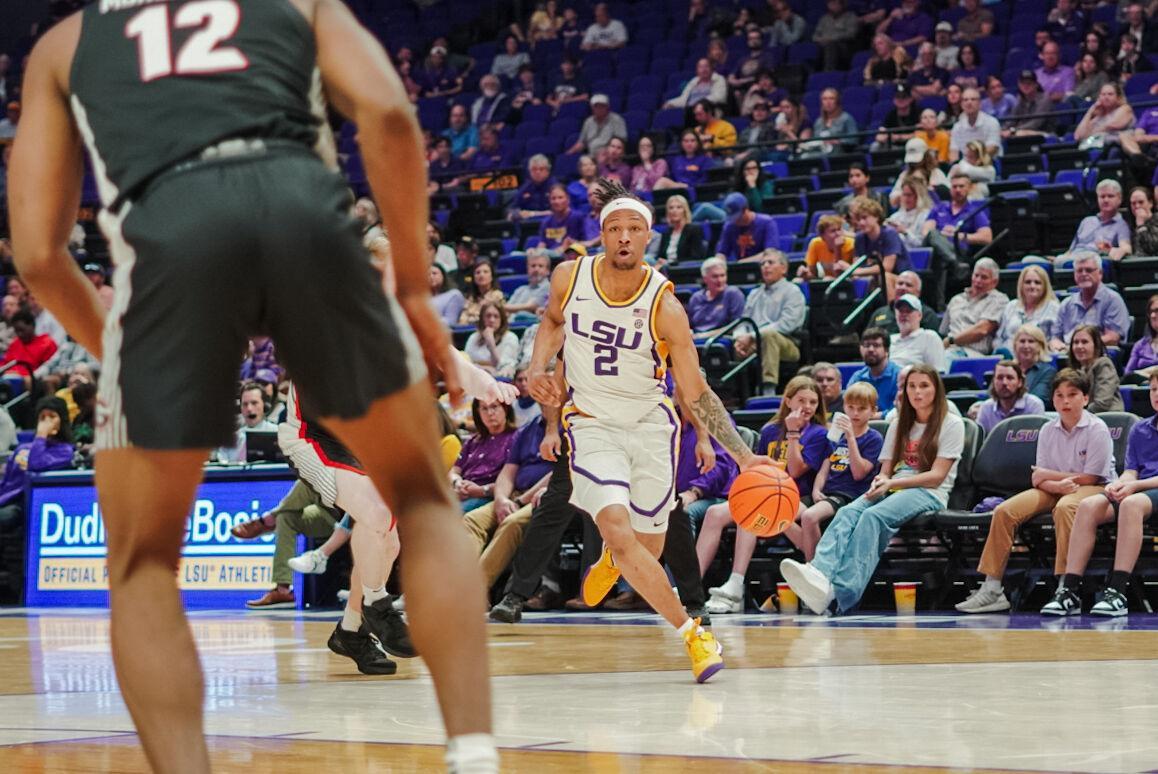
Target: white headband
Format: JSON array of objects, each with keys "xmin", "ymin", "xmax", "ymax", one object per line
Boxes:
[{"xmin": 599, "ymin": 197, "xmax": 653, "ymax": 229}]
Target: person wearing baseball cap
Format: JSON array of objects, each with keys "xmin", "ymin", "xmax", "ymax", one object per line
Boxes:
[
  {"xmin": 566, "ymin": 92, "xmax": 627, "ymax": 158},
  {"xmin": 1005, "ymin": 69, "xmax": 1055, "ymax": 137},
  {"xmin": 714, "ymin": 192, "xmax": 780, "ymax": 262},
  {"xmin": 873, "ymin": 83, "xmax": 918, "ymax": 149},
  {"xmin": 890, "ymin": 293, "xmax": 946, "ymax": 371}
]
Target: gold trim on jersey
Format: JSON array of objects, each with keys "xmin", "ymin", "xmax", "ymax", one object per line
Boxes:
[
  {"xmin": 649, "ymin": 280, "xmax": 673, "ymax": 380},
  {"xmin": 591, "ymin": 256, "xmax": 652, "ymax": 308},
  {"xmin": 560, "ymin": 259, "xmax": 582, "ymax": 310}
]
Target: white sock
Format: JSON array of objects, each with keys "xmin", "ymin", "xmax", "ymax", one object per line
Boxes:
[
  {"xmin": 363, "ymin": 585, "xmax": 388, "ymax": 604},
  {"xmin": 541, "ymin": 577, "xmax": 560, "ymax": 593},
  {"xmin": 340, "ymin": 608, "xmax": 361, "ymax": 632},
  {"xmin": 446, "ymin": 733, "xmax": 498, "ymax": 774},
  {"xmin": 981, "ymin": 577, "xmax": 1003, "ymax": 593},
  {"xmin": 726, "ymin": 572, "xmax": 744, "ymax": 590},
  {"xmin": 677, "ymin": 618, "xmax": 695, "ymax": 637},
  {"xmin": 316, "ymin": 546, "xmax": 331, "ymax": 559}
]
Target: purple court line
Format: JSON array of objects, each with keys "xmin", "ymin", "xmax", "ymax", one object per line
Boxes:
[{"xmin": 0, "ymin": 732, "xmax": 137, "ymax": 748}]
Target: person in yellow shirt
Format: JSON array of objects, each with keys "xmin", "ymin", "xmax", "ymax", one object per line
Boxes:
[
  {"xmin": 798, "ymin": 214, "xmax": 855, "ymax": 280},
  {"xmin": 692, "ymin": 98, "xmax": 737, "ymax": 153},
  {"xmin": 913, "ymin": 108, "xmax": 950, "ymax": 162}
]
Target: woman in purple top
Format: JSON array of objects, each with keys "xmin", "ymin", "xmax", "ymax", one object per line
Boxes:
[
  {"xmin": 451, "ymin": 397, "xmax": 519, "ymax": 512},
  {"xmin": 695, "ymin": 376, "xmax": 829, "ymax": 613},
  {"xmin": 951, "ymin": 44, "xmax": 986, "ymax": 90},
  {"xmin": 1126, "ymin": 294, "xmax": 1158, "ymax": 376},
  {"xmin": 660, "ymin": 130, "xmax": 714, "ymax": 189},
  {"xmin": 0, "ymin": 397, "xmax": 75, "ymax": 528},
  {"xmin": 630, "ymin": 136, "xmax": 669, "ymax": 195},
  {"xmin": 429, "ymin": 262, "xmax": 464, "ymax": 326}
]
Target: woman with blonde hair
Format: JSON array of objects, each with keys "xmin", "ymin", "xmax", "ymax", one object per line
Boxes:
[
  {"xmin": 1012, "ymin": 324, "xmax": 1057, "ymax": 404},
  {"xmin": 1074, "ymin": 82, "xmax": 1135, "ymax": 145},
  {"xmin": 994, "ymin": 265, "xmax": 1060, "ymax": 353},
  {"xmin": 696, "ymin": 376, "xmax": 829, "ymax": 613},
  {"xmin": 653, "ymin": 194, "xmax": 705, "ymax": 268},
  {"xmin": 949, "ymin": 140, "xmax": 996, "ymax": 199},
  {"xmin": 886, "ymin": 173, "xmax": 934, "ymax": 249},
  {"xmin": 889, "ymin": 138, "xmax": 948, "ymax": 206}
]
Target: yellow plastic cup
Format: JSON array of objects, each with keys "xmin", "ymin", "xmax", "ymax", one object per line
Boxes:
[
  {"xmin": 777, "ymin": 582, "xmax": 799, "ymax": 614},
  {"xmin": 893, "ymin": 581, "xmax": 919, "ymax": 615}
]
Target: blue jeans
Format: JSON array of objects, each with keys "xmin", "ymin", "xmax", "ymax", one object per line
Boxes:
[
  {"xmin": 461, "ymin": 497, "xmax": 492, "ymax": 513},
  {"xmin": 810, "ymin": 488, "xmax": 942, "ymax": 613}
]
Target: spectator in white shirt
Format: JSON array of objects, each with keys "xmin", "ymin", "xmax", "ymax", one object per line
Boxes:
[
  {"xmin": 581, "ymin": 3, "xmax": 628, "ymax": 50},
  {"xmin": 891, "ymin": 294, "xmax": 946, "ymax": 371},
  {"xmin": 950, "ymin": 87, "xmax": 1002, "ymax": 161}
]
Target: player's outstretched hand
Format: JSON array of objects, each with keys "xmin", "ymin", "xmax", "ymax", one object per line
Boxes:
[
  {"xmin": 528, "ymin": 369, "xmax": 564, "ymax": 407},
  {"xmin": 695, "ymin": 436, "xmax": 716, "ymax": 473},
  {"xmin": 739, "ymin": 454, "xmax": 776, "ymax": 471},
  {"xmin": 398, "ymin": 294, "xmax": 459, "ymax": 396}
]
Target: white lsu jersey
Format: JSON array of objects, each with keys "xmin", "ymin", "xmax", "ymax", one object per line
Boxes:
[{"xmin": 561, "ymin": 255, "xmax": 673, "ymax": 424}]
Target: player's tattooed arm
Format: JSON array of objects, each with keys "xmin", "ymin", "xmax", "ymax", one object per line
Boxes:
[
  {"xmin": 689, "ymin": 389, "xmax": 753, "ymax": 466},
  {"xmin": 654, "ymin": 290, "xmax": 771, "ymax": 470}
]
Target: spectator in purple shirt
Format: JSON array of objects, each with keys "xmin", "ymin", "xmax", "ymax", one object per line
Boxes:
[
  {"xmin": 1059, "ymin": 179, "xmax": 1133, "ymax": 263},
  {"xmin": 1050, "ymin": 252, "xmax": 1132, "ymax": 350},
  {"xmin": 0, "ymin": 397, "xmax": 75, "ymax": 528},
  {"xmin": 507, "ymin": 155, "xmax": 557, "ymax": 221},
  {"xmin": 661, "ymin": 130, "xmax": 715, "ymax": 189},
  {"xmin": 686, "ymin": 257, "xmax": 746, "ymax": 335},
  {"xmin": 417, "ymin": 45, "xmax": 462, "ymax": 98},
  {"xmin": 1036, "ymin": 42, "xmax": 1076, "ymax": 103},
  {"xmin": 878, "ymin": 0, "xmax": 934, "ymax": 47},
  {"xmin": 922, "ymin": 174, "xmax": 993, "ymax": 303},
  {"xmin": 596, "ymin": 136, "xmax": 631, "ymax": 187},
  {"xmin": 450, "ymin": 398, "xmax": 519, "ymax": 512},
  {"xmin": 536, "ymin": 184, "xmax": 586, "ymax": 250},
  {"xmin": 469, "ymin": 126, "xmax": 509, "ymax": 172},
  {"xmin": 716, "ymin": 193, "xmax": 780, "ymax": 262},
  {"xmin": 1125, "ymin": 294, "xmax": 1158, "ymax": 375},
  {"xmin": 1062, "ymin": 372, "xmax": 1158, "ymax": 617},
  {"xmin": 970, "ymin": 360, "xmax": 1046, "ymax": 434},
  {"xmin": 981, "ymin": 75, "xmax": 1018, "ymax": 118}
]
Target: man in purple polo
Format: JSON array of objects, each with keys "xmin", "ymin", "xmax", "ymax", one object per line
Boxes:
[
  {"xmin": 971, "ymin": 360, "xmax": 1045, "ymax": 434},
  {"xmin": 1050, "ymin": 252, "xmax": 1132, "ymax": 351},
  {"xmin": 1058, "ymin": 179, "xmax": 1132, "ymax": 263},
  {"xmin": 1035, "ymin": 42, "xmax": 1075, "ymax": 103},
  {"xmin": 878, "ymin": 0, "xmax": 934, "ymax": 47},
  {"xmin": 686, "ymin": 257, "xmax": 745, "ymax": 336},
  {"xmin": 716, "ymin": 193, "xmax": 780, "ymax": 262},
  {"xmin": 922, "ymin": 174, "xmax": 992, "ymax": 303},
  {"xmin": 536, "ymin": 184, "xmax": 586, "ymax": 251}
]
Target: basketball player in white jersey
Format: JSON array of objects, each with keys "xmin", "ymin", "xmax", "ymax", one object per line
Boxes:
[{"xmin": 527, "ymin": 179, "xmax": 773, "ymax": 682}]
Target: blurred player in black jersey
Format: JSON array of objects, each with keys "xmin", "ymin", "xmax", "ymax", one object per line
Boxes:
[{"xmin": 9, "ymin": 1, "xmax": 496, "ymax": 771}]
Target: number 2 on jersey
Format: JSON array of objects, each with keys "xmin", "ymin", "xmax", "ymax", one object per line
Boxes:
[
  {"xmin": 126, "ymin": 0, "xmax": 249, "ymax": 82},
  {"xmin": 594, "ymin": 344, "xmax": 619, "ymax": 376}
]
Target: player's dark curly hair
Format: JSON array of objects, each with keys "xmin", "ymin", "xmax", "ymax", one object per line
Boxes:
[{"xmin": 591, "ymin": 177, "xmax": 653, "ymax": 219}]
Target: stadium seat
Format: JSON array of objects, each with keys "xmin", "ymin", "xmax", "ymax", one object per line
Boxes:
[{"xmin": 948, "ymin": 357, "xmax": 1001, "ymax": 389}]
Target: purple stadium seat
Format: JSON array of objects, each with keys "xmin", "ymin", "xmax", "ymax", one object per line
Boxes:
[
  {"xmin": 849, "ymin": 51, "xmax": 872, "ymax": 78},
  {"xmin": 771, "ymin": 213, "xmax": 806, "ymax": 238},
  {"xmin": 524, "ymin": 135, "xmax": 563, "ymax": 157},
  {"xmin": 1126, "ymin": 72, "xmax": 1158, "ymax": 97},
  {"xmin": 651, "ymin": 107, "xmax": 686, "ymax": 132},
  {"xmin": 521, "ymin": 103, "xmax": 552, "ymax": 124},
  {"xmin": 623, "ymin": 109, "xmax": 653, "ymax": 136},
  {"xmin": 591, "ymin": 78, "xmax": 627, "ymax": 100},
  {"xmin": 548, "ymin": 117, "xmax": 581, "ymax": 138},
  {"xmin": 649, "ymin": 57, "xmax": 681, "ymax": 76},
  {"xmin": 555, "ymin": 101, "xmax": 591, "ymax": 122},
  {"xmin": 1053, "ymin": 168, "xmax": 1085, "ymax": 187},
  {"xmin": 786, "ymin": 42, "xmax": 819, "ymax": 66},
  {"xmin": 626, "ymin": 91, "xmax": 660, "ymax": 112},
  {"xmin": 630, "ymin": 74, "xmax": 663, "ymax": 94},
  {"xmin": 514, "ymin": 121, "xmax": 548, "ymax": 141},
  {"xmin": 917, "ymin": 95, "xmax": 947, "ymax": 114},
  {"xmin": 553, "ymin": 152, "xmax": 581, "ymax": 180},
  {"xmin": 806, "ymin": 71, "xmax": 844, "ymax": 93}
]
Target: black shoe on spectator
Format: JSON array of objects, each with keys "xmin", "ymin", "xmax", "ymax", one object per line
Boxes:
[
  {"xmin": 362, "ymin": 596, "xmax": 418, "ymax": 658},
  {"xmin": 327, "ymin": 624, "xmax": 397, "ymax": 675},
  {"xmin": 490, "ymin": 592, "xmax": 525, "ymax": 623}
]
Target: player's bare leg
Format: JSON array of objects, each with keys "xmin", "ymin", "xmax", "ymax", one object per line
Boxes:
[
  {"xmin": 595, "ymin": 506, "xmax": 688, "ymax": 627},
  {"xmin": 95, "ymin": 448, "xmax": 213, "ymax": 774},
  {"xmin": 322, "ymin": 381, "xmax": 491, "ymax": 738}
]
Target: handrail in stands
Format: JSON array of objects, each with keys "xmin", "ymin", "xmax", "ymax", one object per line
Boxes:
[{"xmin": 702, "ymin": 316, "xmax": 762, "ymax": 389}]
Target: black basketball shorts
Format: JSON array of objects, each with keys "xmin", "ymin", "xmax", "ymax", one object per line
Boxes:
[{"xmin": 95, "ymin": 147, "xmax": 424, "ymax": 450}]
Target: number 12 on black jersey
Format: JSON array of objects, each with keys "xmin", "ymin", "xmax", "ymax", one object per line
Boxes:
[{"xmin": 125, "ymin": 0, "xmax": 249, "ymax": 82}]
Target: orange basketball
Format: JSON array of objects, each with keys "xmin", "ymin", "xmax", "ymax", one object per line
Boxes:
[{"xmin": 727, "ymin": 465, "xmax": 800, "ymax": 538}]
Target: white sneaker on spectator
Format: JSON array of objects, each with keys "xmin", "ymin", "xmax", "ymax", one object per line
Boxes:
[
  {"xmin": 955, "ymin": 586, "xmax": 1010, "ymax": 613},
  {"xmin": 392, "ymin": 594, "xmax": 405, "ymax": 611},
  {"xmin": 704, "ymin": 589, "xmax": 743, "ymax": 614},
  {"xmin": 337, "ymin": 589, "xmax": 350, "ymax": 603},
  {"xmin": 779, "ymin": 559, "xmax": 834, "ymax": 615},
  {"xmin": 288, "ymin": 548, "xmax": 328, "ymax": 574}
]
